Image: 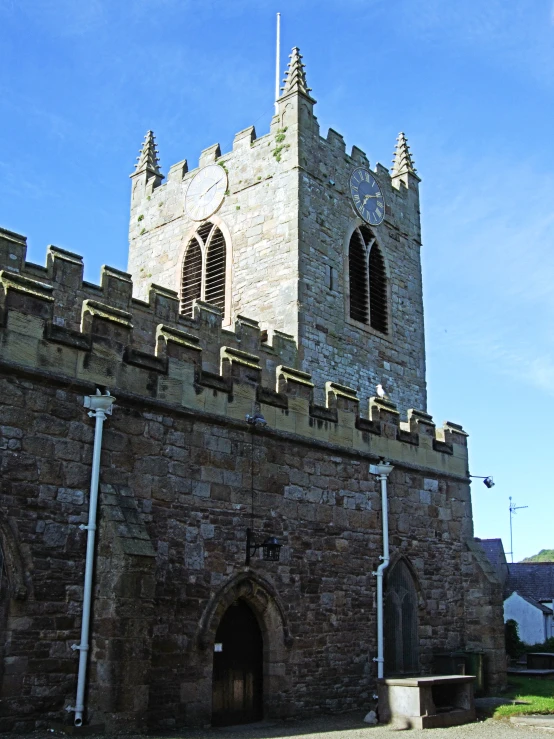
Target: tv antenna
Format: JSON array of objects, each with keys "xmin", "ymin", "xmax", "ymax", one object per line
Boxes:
[{"xmin": 508, "ymin": 496, "xmax": 528, "ymax": 563}]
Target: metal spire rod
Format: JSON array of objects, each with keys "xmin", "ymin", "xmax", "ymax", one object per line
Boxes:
[
  {"xmin": 275, "ymin": 12, "xmax": 281, "ymax": 114},
  {"xmin": 508, "ymin": 496, "xmax": 528, "ymax": 564}
]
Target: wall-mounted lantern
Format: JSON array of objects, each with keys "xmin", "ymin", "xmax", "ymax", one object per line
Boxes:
[
  {"xmin": 244, "ymin": 412, "xmax": 282, "ymax": 565},
  {"xmin": 470, "ymin": 475, "xmax": 495, "ymax": 489},
  {"xmin": 246, "ymin": 527, "xmax": 282, "ymax": 565}
]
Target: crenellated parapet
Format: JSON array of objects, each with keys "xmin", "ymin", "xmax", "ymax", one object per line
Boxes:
[{"xmin": 0, "ymin": 228, "xmax": 466, "ymax": 477}]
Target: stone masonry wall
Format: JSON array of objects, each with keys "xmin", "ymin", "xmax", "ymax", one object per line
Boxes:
[
  {"xmin": 296, "ymin": 104, "xmax": 426, "ymax": 412},
  {"xmin": 128, "ymin": 120, "xmax": 301, "ymax": 335},
  {"xmin": 127, "ymin": 87, "xmax": 425, "ymax": 414},
  {"xmin": 0, "ymin": 372, "xmax": 502, "ymax": 730},
  {"xmin": 0, "ymin": 229, "xmax": 506, "ymax": 730}
]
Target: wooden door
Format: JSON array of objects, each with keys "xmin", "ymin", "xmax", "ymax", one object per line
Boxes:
[{"xmin": 212, "ymin": 600, "xmax": 263, "ymax": 726}]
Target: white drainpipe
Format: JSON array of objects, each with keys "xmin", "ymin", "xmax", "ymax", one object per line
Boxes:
[
  {"xmin": 370, "ymin": 462, "xmax": 394, "ymax": 680},
  {"xmin": 69, "ymin": 390, "xmax": 115, "ymax": 727}
]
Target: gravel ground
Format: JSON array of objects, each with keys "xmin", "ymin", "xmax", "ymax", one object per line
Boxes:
[
  {"xmin": 175, "ymin": 713, "xmax": 554, "ymax": 739},
  {"xmin": 3, "ymin": 712, "xmax": 554, "ymax": 739}
]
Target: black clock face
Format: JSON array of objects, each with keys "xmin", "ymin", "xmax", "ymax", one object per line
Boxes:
[{"xmin": 350, "ymin": 168, "xmax": 385, "ymax": 225}]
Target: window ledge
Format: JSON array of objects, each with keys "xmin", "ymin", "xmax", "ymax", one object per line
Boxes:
[{"xmin": 345, "ymin": 315, "xmax": 392, "ymax": 343}]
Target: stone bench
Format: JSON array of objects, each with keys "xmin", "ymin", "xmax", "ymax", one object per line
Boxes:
[{"xmin": 378, "ymin": 675, "xmax": 476, "ymax": 729}]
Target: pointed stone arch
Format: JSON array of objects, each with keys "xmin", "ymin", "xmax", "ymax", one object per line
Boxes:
[
  {"xmin": 386, "ymin": 552, "xmax": 424, "ymax": 608},
  {"xmin": 189, "ymin": 571, "xmax": 292, "ymax": 725},
  {"xmin": 198, "ymin": 571, "xmax": 292, "ymax": 651},
  {"xmin": 178, "ymin": 216, "xmax": 232, "ymax": 325},
  {"xmin": 384, "ymin": 556, "xmax": 420, "ymax": 676},
  {"xmin": 343, "ymin": 218, "xmax": 391, "ymax": 336}
]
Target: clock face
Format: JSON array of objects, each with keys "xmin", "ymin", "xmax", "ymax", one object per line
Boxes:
[
  {"xmin": 185, "ymin": 164, "xmax": 228, "ymax": 221},
  {"xmin": 349, "ymin": 168, "xmax": 385, "ymax": 226}
]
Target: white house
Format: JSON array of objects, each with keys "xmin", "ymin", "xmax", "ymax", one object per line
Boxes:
[
  {"xmin": 504, "ymin": 591, "xmax": 553, "ymax": 645},
  {"xmin": 480, "ymin": 539, "xmax": 554, "ymax": 646}
]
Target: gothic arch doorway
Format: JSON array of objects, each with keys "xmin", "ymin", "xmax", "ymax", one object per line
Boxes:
[
  {"xmin": 193, "ymin": 572, "xmax": 291, "ymax": 727},
  {"xmin": 212, "ymin": 599, "xmax": 263, "ymax": 726},
  {"xmin": 384, "ymin": 558, "xmax": 420, "ymax": 675}
]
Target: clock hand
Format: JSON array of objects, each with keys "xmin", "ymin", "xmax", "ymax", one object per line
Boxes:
[{"xmin": 199, "ymin": 180, "xmax": 219, "ymax": 199}]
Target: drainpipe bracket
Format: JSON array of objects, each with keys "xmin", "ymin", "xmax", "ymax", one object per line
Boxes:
[
  {"xmin": 372, "ymin": 657, "xmax": 384, "ymax": 663},
  {"xmin": 84, "ymin": 391, "xmax": 116, "ymax": 416},
  {"xmin": 79, "ymin": 524, "xmax": 96, "ymax": 531},
  {"xmin": 71, "ymin": 644, "xmax": 89, "ymax": 652}
]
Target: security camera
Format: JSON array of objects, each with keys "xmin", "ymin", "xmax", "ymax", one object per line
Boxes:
[{"xmin": 483, "ymin": 477, "xmax": 495, "ymax": 489}]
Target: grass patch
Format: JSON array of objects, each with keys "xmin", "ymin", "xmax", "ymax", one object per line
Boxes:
[{"xmin": 494, "ymin": 676, "xmax": 554, "ymax": 718}]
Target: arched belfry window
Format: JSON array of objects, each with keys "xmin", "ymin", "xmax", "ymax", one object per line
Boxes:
[
  {"xmin": 181, "ymin": 222, "xmax": 228, "ymax": 318},
  {"xmin": 384, "ymin": 559, "xmax": 419, "ymax": 675},
  {"xmin": 348, "ymin": 226, "xmax": 388, "ymax": 333}
]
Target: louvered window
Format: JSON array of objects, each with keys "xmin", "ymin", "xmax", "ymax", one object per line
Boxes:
[
  {"xmin": 205, "ymin": 228, "xmax": 226, "ymax": 311},
  {"xmin": 348, "ymin": 226, "xmax": 388, "ymax": 333},
  {"xmin": 369, "ymin": 244, "xmax": 388, "ymax": 333},
  {"xmin": 181, "ymin": 239, "xmax": 203, "ymax": 317},
  {"xmin": 349, "ymin": 229, "xmax": 369, "ymax": 323},
  {"xmin": 384, "ymin": 559, "xmax": 419, "ymax": 675},
  {"xmin": 180, "ymin": 222, "xmax": 228, "ymax": 319}
]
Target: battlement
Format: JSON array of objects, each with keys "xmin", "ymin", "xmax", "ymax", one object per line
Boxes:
[{"xmin": 0, "ymin": 229, "xmax": 466, "ymax": 477}]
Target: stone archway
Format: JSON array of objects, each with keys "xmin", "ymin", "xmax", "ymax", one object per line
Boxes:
[{"xmin": 192, "ymin": 572, "xmax": 292, "ymax": 725}]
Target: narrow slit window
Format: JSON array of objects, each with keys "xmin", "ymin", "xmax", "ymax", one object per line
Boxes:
[{"xmin": 326, "ymin": 265, "xmax": 335, "ymax": 291}]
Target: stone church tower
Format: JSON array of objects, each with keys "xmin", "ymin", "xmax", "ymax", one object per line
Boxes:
[{"xmin": 128, "ymin": 48, "xmax": 425, "ymax": 413}]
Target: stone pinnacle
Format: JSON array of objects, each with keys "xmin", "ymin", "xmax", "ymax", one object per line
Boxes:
[
  {"xmin": 280, "ymin": 47, "xmax": 315, "ymax": 101},
  {"xmin": 133, "ymin": 130, "xmax": 164, "ymax": 180},
  {"xmin": 391, "ymin": 132, "xmax": 419, "ymax": 180}
]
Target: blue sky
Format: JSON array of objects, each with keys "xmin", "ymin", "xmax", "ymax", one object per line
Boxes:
[{"xmin": 1, "ymin": 0, "xmax": 553, "ymax": 561}]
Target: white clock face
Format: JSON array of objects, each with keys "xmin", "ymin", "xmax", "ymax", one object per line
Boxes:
[{"xmin": 185, "ymin": 164, "xmax": 228, "ymax": 221}]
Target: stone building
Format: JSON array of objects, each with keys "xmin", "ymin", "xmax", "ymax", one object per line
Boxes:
[{"xmin": 0, "ymin": 48, "xmax": 505, "ymax": 731}]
